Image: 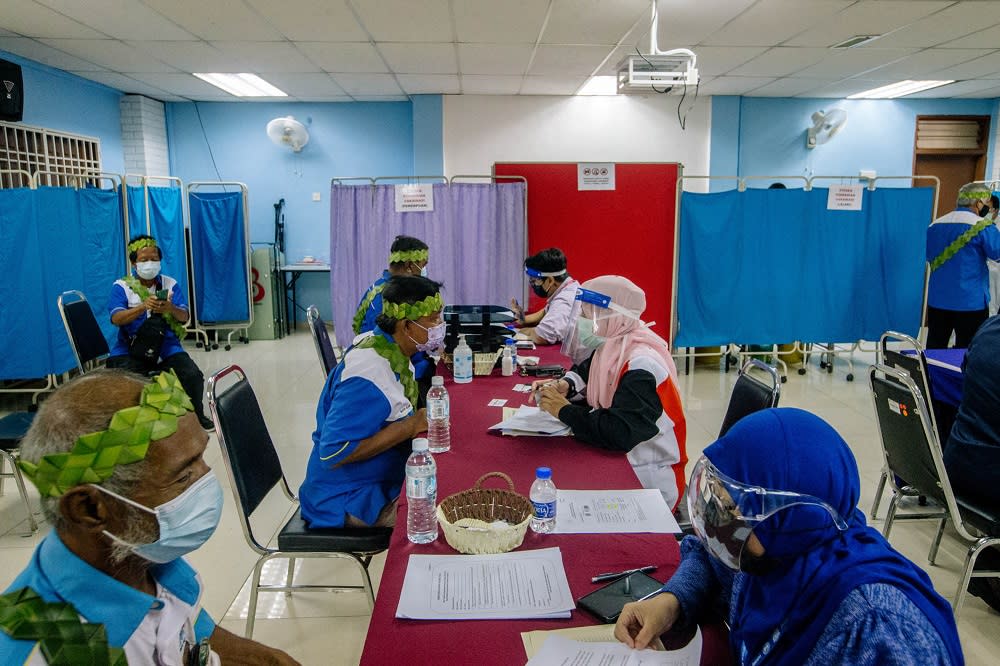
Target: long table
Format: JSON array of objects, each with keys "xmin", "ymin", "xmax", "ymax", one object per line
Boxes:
[
  {"xmin": 359, "ymin": 347, "xmax": 729, "ymax": 665},
  {"xmin": 924, "ymin": 348, "xmax": 965, "ymax": 408}
]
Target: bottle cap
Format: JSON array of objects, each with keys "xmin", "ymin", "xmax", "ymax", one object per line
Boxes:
[
  {"xmin": 412, "ymin": 437, "xmax": 429, "ymax": 451},
  {"xmin": 431, "ymin": 375, "xmax": 444, "ymax": 386},
  {"xmin": 505, "ymin": 338, "xmax": 516, "ymax": 346},
  {"xmin": 535, "ymin": 466, "xmax": 552, "ymax": 480}
]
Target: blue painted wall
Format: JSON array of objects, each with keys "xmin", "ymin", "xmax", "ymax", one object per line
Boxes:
[
  {"xmin": 165, "ymin": 100, "xmax": 416, "ymax": 321},
  {"xmin": 412, "ymin": 95, "xmax": 443, "ymax": 175},
  {"xmin": 1, "ymin": 50, "xmax": 124, "ymax": 176},
  {"xmin": 710, "ymin": 96, "xmax": 998, "ymax": 188}
]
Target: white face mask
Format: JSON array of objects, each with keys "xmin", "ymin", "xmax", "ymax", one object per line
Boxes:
[
  {"xmin": 135, "ymin": 260, "xmax": 161, "ymax": 280},
  {"xmin": 420, "ymin": 265, "xmax": 428, "ymax": 277}
]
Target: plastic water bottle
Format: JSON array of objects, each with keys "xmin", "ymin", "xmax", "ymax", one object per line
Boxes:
[
  {"xmin": 427, "ymin": 376, "xmax": 451, "ymax": 453},
  {"xmin": 406, "ymin": 438, "xmax": 438, "ymax": 544},
  {"xmin": 505, "ymin": 338, "xmax": 518, "ymax": 368},
  {"xmin": 529, "ymin": 467, "xmax": 557, "ymax": 534},
  {"xmin": 453, "ymin": 334, "xmax": 473, "ymax": 384},
  {"xmin": 501, "ymin": 346, "xmax": 514, "ymax": 376}
]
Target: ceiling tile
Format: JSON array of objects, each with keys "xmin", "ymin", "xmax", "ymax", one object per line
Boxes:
[
  {"xmin": 905, "ymin": 79, "xmax": 1000, "ymax": 98},
  {"xmin": 293, "ymin": 95, "xmax": 353, "ymax": 102},
  {"xmin": 351, "ymin": 95, "xmax": 410, "ymax": 102},
  {"xmin": 140, "ymin": 0, "xmax": 285, "ymax": 41},
  {"xmin": 793, "ymin": 48, "xmax": 919, "ymax": 78},
  {"xmin": 869, "ymin": 2, "xmax": 1000, "ymax": 48},
  {"xmin": 457, "ymin": 44, "xmax": 535, "ymax": 75},
  {"xmin": 209, "ymin": 42, "xmax": 321, "ymax": 72},
  {"xmin": 529, "ymin": 45, "xmax": 616, "ymax": 76},
  {"xmin": 651, "ymin": 0, "xmax": 757, "ymax": 47},
  {"xmin": 519, "ymin": 75, "xmax": 588, "ymax": 95},
  {"xmin": 134, "ymin": 72, "xmax": 241, "ymax": 97},
  {"xmin": 864, "ymin": 48, "xmax": 993, "ymax": 80},
  {"xmin": 380, "ymin": 43, "xmax": 457, "ymax": 74},
  {"xmin": 261, "ymin": 72, "xmax": 346, "ymax": 97},
  {"xmin": 2, "ymin": 0, "xmax": 105, "ymax": 38},
  {"xmin": 453, "ymin": 0, "xmax": 549, "ymax": 43},
  {"xmin": 297, "ymin": 42, "xmax": 388, "ymax": 73},
  {"xmin": 35, "ymin": 0, "xmax": 195, "ymax": 40},
  {"xmin": 125, "ymin": 41, "xmax": 244, "ymax": 72},
  {"xmin": 351, "ymin": 0, "xmax": 452, "ymax": 42},
  {"xmin": 744, "ymin": 78, "xmax": 832, "ymax": 97},
  {"xmin": 0, "ymin": 28, "xmax": 18, "ymax": 38},
  {"xmin": 69, "ymin": 71, "xmax": 173, "ymax": 98},
  {"xmin": 397, "ymin": 74, "xmax": 460, "ymax": 94},
  {"xmin": 785, "ymin": 1, "xmax": 951, "ymax": 48},
  {"xmin": 0, "ymin": 37, "xmax": 105, "ymax": 71},
  {"xmin": 701, "ymin": 0, "xmax": 852, "ymax": 47},
  {"xmin": 956, "ymin": 84, "xmax": 1000, "ymax": 99},
  {"xmin": 541, "ymin": 0, "xmax": 648, "ymax": 45},
  {"xmin": 330, "ymin": 72, "xmax": 403, "ymax": 95},
  {"xmin": 683, "ymin": 46, "xmax": 769, "ymax": 77},
  {"xmin": 729, "ymin": 47, "xmax": 830, "ymax": 77},
  {"xmin": 801, "ymin": 78, "xmax": 895, "ymax": 98},
  {"xmin": 929, "ymin": 51, "xmax": 1000, "ymax": 80},
  {"xmin": 697, "ymin": 76, "xmax": 776, "ymax": 95},
  {"xmin": 939, "ymin": 25, "xmax": 1000, "ymax": 49},
  {"xmin": 245, "ymin": 0, "xmax": 368, "ymax": 41},
  {"xmin": 460, "ymin": 74, "xmax": 523, "ymax": 94},
  {"xmin": 39, "ymin": 39, "xmax": 177, "ymax": 72}
]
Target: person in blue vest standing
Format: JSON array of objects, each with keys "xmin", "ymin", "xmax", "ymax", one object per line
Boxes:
[{"xmin": 925, "ymin": 183, "xmax": 1000, "ymax": 349}]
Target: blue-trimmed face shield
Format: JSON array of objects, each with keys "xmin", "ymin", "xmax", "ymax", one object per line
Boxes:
[{"xmin": 687, "ymin": 456, "xmax": 849, "ymax": 570}]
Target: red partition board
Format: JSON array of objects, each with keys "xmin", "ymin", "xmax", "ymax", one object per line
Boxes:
[{"xmin": 494, "ymin": 162, "xmax": 679, "ymax": 343}]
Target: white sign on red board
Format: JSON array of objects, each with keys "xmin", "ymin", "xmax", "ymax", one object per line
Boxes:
[
  {"xmin": 577, "ymin": 163, "xmax": 616, "ymax": 191},
  {"xmin": 826, "ymin": 185, "xmax": 863, "ymax": 211},
  {"xmin": 394, "ymin": 184, "xmax": 434, "ymax": 212}
]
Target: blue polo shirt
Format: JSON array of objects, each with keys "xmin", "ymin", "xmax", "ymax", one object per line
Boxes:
[
  {"xmin": 927, "ymin": 209, "xmax": 1000, "ymax": 311},
  {"xmin": 355, "ymin": 270, "xmax": 391, "ymax": 335},
  {"xmin": 108, "ymin": 274, "xmax": 188, "ymax": 359},
  {"xmin": 1, "ymin": 531, "xmax": 215, "ymax": 664}
]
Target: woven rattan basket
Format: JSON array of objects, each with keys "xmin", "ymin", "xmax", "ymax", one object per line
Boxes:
[
  {"xmin": 436, "ymin": 472, "xmax": 533, "ymax": 554},
  {"xmin": 473, "ymin": 349, "xmax": 502, "ymax": 376}
]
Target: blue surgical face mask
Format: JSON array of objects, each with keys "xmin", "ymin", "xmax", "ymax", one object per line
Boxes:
[
  {"xmin": 420, "ymin": 265, "xmax": 428, "ymax": 277},
  {"xmin": 135, "ymin": 260, "xmax": 161, "ymax": 280},
  {"xmin": 98, "ymin": 470, "xmax": 224, "ymax": 564},
  {"xmin": 576, "ymin": 317, "xmax": 605, "ymax": 350}
]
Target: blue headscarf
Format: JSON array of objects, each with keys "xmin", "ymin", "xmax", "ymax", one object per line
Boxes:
[{"xmin": 704, "ymin": 408, "xmax": 963, "ymax": 666}]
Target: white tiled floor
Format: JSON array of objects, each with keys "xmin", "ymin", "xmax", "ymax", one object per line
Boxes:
[{"xmin": 1, "ymin": 335, "xmax": 997, "ymax": 664}]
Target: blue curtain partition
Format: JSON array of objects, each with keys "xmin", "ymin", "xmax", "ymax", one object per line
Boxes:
[
  {"xmin": 0, "ymin": 187, "xmax": 124, "ymax": 379},
  {"xmin": 676, "ymin": 187, "xmax": 934, "ymax": 347},
  {"xmin": 189, "ymin": 191, "xmax": 249, "ymax": 324}
]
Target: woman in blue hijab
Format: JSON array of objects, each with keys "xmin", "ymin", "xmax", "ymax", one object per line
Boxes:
[{"xmin": 614, "ymin": 408, "xmax": 963, "ymax": 666}]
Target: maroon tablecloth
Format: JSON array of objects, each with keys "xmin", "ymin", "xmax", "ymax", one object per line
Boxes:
[{"xmin": 360, "ymin": 347, "xmax": 729, "ymax": 665}]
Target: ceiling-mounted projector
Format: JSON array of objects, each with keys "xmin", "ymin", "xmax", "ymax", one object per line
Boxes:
[{"xmin": 617, "ymin": 1, "xmax": 699, "ymax": 94}]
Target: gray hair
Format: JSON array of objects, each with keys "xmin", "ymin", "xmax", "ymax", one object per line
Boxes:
[
  {"xmin": 956, "ymin": 182, "xmax": 992, "ymax": 208},
  {"xmin": 20, "ymin": 369, "xmax": 152, "ymax": 528}
]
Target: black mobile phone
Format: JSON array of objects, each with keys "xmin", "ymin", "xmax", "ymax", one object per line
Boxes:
[
  {"xmin": 519, "ymin": 364, "xmax": 565, "ymax": 377},
  {"xmin": 576, "ymin": 572, "xmax": 663, "ymax": 624}
]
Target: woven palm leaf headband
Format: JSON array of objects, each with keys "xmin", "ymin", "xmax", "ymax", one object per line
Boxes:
[
  {"xmin": 382, "ymin": 293, "xmax": 443, "ymax": 320},
  {"xmin": 127, "ymin": 238, "xmax": 157, "ymax": 254},
  {"xmin": 19, "ymin": 371, "xmax": 194, "ymax": 498},
  {"xmin": 389, "ymin": 249, "xmax": 429, "ymax": 264}
]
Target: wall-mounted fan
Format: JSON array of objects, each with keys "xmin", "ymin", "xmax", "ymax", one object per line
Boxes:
[
  {"xmin": 806, "ymin": 108, "xmax": 848, "ymax": 149},
  {"xmin": 266, "ymin": 116, "xmax": 309, "ymax": 152}
]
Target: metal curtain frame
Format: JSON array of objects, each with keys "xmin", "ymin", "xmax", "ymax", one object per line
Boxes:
[
  {"xmin": 675, "ymin": 174, "xmax": 940, "ymax": 380},
  {"xmin": 187, "ymin": 181, "xmax": 254, "ymax": 350},
  {"xmin": 0, "ymin": 169, "xmax": 35, "ymax": 189}
]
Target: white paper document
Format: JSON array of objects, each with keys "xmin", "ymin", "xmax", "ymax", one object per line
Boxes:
[
  {"xmin": 554, "ymin": 489, "xmax": 681, "ymax": 534},
  {"xmin": 396, "ymin": 547, "xmax": 575, "ymax": 620},
  {"xmin": 489, "ymin": 405, "xmax": 571, "ymax": 437},
  {"xmin": 525, "ymin": 627, "xmax": 702, "ymax": 666}
]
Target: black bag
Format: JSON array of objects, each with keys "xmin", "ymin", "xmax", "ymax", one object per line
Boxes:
[{"xmin": 129, "ymin": 315, "xmax": 168, "ymax": 361}]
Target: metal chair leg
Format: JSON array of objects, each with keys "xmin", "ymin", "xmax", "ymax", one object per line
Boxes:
[
  {"xmin": 882, "ymin": 494, "xmax": 899, "ymax": 539},
  {"xmin": 953, "ymin": 541, "xmax": 986, "ymax": 619},
  {"xmin": 928, "ymin": 517, "xmax": 947, "ymax": 565},
  {"xmin": 245, "ymin": 556, "xmax": 268, "ymax": 639},
  {"xmin": 1, "ymin": 451, "xmax": 38, "ymax": 534},
  {"xmin": 285, "ymin": 557, "xmax": 296, "ymax": 597},
  {"xmin": 870, "ymin": 471, "xmax": 887, "ymax": 520}
]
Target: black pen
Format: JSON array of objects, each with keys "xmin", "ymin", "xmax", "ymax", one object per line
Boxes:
[{"xmin": 591, "ymin": 565, "xmax": 656, "ymax": 583}]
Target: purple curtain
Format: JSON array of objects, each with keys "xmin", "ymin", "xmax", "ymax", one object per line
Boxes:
[{"xmin": 330, "ymin": 182, "xmax": 526, "ymax": 347}]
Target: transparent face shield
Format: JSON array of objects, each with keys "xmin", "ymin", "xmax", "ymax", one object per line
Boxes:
[
  {"xmin": 687, "ymin": 456, "xmax": 849, "ymax": 571},
  {"xmin": 575, "ymin": 287, "xmax": 646, "ymax": 331}
]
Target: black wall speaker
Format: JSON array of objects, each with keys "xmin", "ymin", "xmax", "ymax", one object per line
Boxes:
[{"xmin": 0, "ymin": 59, "xmax": 24, "ymax": 122}]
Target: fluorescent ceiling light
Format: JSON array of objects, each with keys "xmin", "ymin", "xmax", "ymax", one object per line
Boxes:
[
  {"xmin": 193, "ymin": 73, "xmax": 288, "ymax": 97},
  {"xmin": 847, "ymin": 80, "xmax": 954, "ymax": 99},
  {"xmin": 577, "ymin": 76, "xmax": 618, "ymax": 96}
]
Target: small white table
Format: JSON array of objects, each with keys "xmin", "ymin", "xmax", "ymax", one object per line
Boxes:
[{"xmin": 279, "ymin": 263, "xmax": 330, "ymax": 334}]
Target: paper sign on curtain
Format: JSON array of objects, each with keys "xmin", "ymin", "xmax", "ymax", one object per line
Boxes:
[
  {"xmin": 826, "ymin": 185, "xmax": 863, "ymax": 211},
  {"xmin": 395, "ymin": 184, "xmax": 435, "ymax": 212}
]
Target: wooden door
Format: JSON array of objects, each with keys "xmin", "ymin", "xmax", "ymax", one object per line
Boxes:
[{"xmin": 913, "ymin": 116, "xmax": 990, "ymax": 218}]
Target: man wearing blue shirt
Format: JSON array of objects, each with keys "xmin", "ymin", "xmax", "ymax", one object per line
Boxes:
[
  {"xmin": 925, "ymin": 183, "xmax": 1000, "ymax": 349},
  {"xmin": 107, "ymin": 235, "xmax": 213, "ymax": 431},
  {"xmin": 301, "ymin": 276, "xmax": 443, "ymax": 528},
  {"xmin": 1, "ymin": 370, "xmax": 296, "ymax": 665}
]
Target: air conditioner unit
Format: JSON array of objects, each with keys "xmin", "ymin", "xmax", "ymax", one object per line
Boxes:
[{"xmin": 616, "ymin": 52, "xmax": 698, "ymax": 94}]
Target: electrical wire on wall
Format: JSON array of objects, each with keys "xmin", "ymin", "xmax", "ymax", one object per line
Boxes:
[
  {"xmin": 194, "ymin": 102, "xmax": 224, "ymax": 183},
  {"xmin": 634, "ymin": 47, "xmax": 698, "ymax": 130}
]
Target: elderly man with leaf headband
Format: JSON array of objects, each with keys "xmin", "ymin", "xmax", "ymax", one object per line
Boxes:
[
  {"xmin": 107, "ymin": 235, "xmax": 214, "ymax": 432},
  {"xmin": 0, "ymin": 370, "xmax": 298, "ymax": 665},
  {"xmin": 300, "ymin": 275, "xmax": 443, "ymax": 528}
]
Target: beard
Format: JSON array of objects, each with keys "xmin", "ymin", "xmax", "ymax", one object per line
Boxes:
[{"xmin": 107, "ymin": 510, "xmax": 159, "ymax": 565}]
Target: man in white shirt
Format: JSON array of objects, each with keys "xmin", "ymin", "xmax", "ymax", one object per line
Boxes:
[{"xmin": 510, "ymin": 248, "xmax": 580, "ymax": 346}]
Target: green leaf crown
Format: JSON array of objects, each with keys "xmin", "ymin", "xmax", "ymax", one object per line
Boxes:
[
  {"xmin": 388, "ymin": 249, "xmax": 428, "ymax": 264},
  {"xmin": 127, "ymin": 237, "xmax": 157, "ymax": 254},
  {"xmin": 381, "ymin": 293, "xmax": 443, "ymax": 321}
]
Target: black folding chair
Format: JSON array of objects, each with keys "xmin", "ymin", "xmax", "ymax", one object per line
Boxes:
[
  {"xmin": 207, "ymin": 365, "xmax": 391, "ymax": 638},
  {"xmin": 869, "ymin": 331, "xmax": 937, "ymax": 519},
  {"xmin": 718, "ymin": 359, "xmax": 781, "ymax": 437},
  {"xmin": 307, "ymin": 305, "xmax": 340, "ymax": 379},
  {"xmin": 0, "ymin": 412, "xmax": 39, "ymax": 534},
  {"xmin": 58, "ymin": 290, "xmax": 110, "ymax": 373},
  {"xmin": 870, "ymin": 363, "xmax": 1000, "ymax": 617}
]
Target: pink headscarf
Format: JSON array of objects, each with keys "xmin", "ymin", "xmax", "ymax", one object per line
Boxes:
[{"xmin": 582, "ymin": 275, "xmax": 678, "ymax": 409}]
